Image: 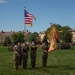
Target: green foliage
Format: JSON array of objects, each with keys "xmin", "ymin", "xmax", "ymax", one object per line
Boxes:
[
  {"xmin": 63, "ymin": 31, "xmax": 72, "ymax": 43},
  {"xmin": 0, "ymin": 46, "xmax": 75, "ymax": 75},
  {"xmin": 28, "ymin": 32, "xmax": 39, "ymax": 42},
  {"xmin": 60, "ymin": 26, "xmax": 72, "ymax": 43},
  {"xmin": 3, "ymin": 36, "xmax": 11, "ymax": 46},
  {"xmin": 12, "ymin": 32, "xmax": 24, "ymax": 42}
]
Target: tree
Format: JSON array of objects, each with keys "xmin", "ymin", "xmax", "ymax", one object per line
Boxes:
[
  {"xmin": 63, "ymin": 31, "xmax": 72, "ymax": 43},
  {"xmin": 3, "ymin": 36, "xmax": 11, "ymax": 46},
  {"xmin": 12, "ymin": 32, "xmax": 24, "ymax": 43},
  {"xmin": 28, "ymin": 32, "xmax": 39, "ymax": 42}
]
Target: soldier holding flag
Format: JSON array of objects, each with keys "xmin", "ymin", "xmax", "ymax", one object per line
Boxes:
[{"xmin": 41, "ymin": 38, "xmax": 49, "ymax": 67}]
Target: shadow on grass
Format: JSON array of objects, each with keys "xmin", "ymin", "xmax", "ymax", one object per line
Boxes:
[
  {"xmin": 35, "ymin": 65, "xmax": 75, "ymax": 70},
  {"xmin": 33, "ymin": 65, "xmax": 75, "ymax": 74},
  {"xmin": 12, "ymin": 65, "xmax": 75, "ymax": 75},
  {"xmin": 18, "ymin": 65, "xmax": 75, "ymax": 71}
]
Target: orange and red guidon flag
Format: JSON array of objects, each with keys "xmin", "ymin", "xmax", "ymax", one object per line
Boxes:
[{"xmin": 46, "ymin": 24, "xmax": 58, "ymax": 53}]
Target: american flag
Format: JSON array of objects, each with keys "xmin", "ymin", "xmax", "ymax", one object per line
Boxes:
[{"xmin": 24, "ymin": 10, "xmax": 36, "ymax": 27}]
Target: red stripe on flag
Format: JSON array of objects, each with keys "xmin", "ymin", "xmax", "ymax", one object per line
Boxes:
[{"xmin": 24, "ymin": 10, "xmax": 36, "ymax": 26}]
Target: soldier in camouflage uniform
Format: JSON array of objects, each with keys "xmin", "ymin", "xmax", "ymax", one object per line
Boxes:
[
  {"xmin": 17, "ymin": 42, "xmax": 22, "ymax": 66},
  {"xmin": 21, "ymin": 42, "xmax": 29, "ymax": 69},
  {"xmin": 13, "ymin": 42, "xmax": 20, "ymax": 70},
  {"xmin": 41, "ymin": 40, "xmax": 49, "ymax": 67},
  {"xmin": 30, "ymin": 40, "xmax": 37, "ymax": 69}
]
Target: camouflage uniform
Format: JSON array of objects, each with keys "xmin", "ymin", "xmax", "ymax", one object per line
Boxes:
[
  {"xmin": 41, "ymin": 42, "xmax": 48, "ymax": 67},
  {"xmin": 13, "ymin": 44, "xmax": 20, "ymax": 70},
  {"xmin": 30, "ymin": 41, "xmax": 37, "ymax": 69},
  {"xmin": 17, "ymin": 42, "xmax": 22, "ymax": 66},
  {"xmin": 21, "ymin": 42, "xmax": 29, "ymax": 69}
]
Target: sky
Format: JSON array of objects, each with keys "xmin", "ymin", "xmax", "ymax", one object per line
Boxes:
[{"xmin": 0, "ymin": 0, "xmax": 75, "ymax": 33}]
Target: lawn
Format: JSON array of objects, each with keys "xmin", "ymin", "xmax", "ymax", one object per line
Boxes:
[{"xmin": 0, "ymin": 46, "xmax": 75, "ymax": 75}]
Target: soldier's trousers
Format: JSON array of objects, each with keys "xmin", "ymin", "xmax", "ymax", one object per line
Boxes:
[
  {"xmin": 14, "ymin": 60, "xmax": 19, "ymax": 70},
  {"xmin": 42, "ymin": 52, "xmax": 48, "ymax": 67},
  {"xmin": 19, "ymin": 55, "xmax": 22, "ymax": 66},
  {"xmin": 14, "ymin": 55, "xmax": 19, "ymax": 70},
  {"xmin": 22, "ymin": 54, "xmax": 28, "ymax": 69},
  {"xmin": 31, "ymin": 57, "xmax": 36, "ymax": 68},
  {"xmin": 30, "ymin": 53, "xmax": 36, "ymax": 68},
  {"xmin": 22, "ymin": 59, "xmax": 27, "ymax": 69}
]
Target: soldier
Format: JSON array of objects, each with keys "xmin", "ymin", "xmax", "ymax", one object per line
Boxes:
[
  {"xmin": 30, "ymin": 40, "xmax": 37, "ymax": 69},
  {"xmin": 13, "ymin": 42, "xmax": 20, "ymax": 70},
  {"xmin": 21, "ymin": 42, "xmax": 29, "ymax": 69},
  {"xmin": 17, "ymin": 42, "xmax": 22, "ymax": 66},
  {"xmin": 41, "ymin": 40, "xmax": 49, "ymax": 67}
]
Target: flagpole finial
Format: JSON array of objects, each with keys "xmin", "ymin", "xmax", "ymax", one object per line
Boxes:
[
  {"xmin": 50, "ymin": 22, "xmax": 53, "ymax": 25},
  {"xmin": 24, "ymin": 6, "xmax": 26, "ymax": 10}
]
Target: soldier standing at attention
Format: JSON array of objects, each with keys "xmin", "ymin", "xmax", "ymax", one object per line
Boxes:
[
  {"xmin": 17, "ymin": 42, "xmax": 22, "ymax": 66},
  {"xmin": 21, "ymin": 42, "xmax": 29, "ymax": 69},
  {"xmin": 41, "ymin": 40, "xmax": 49, "ymax": 67},
  {"xmin": 13, "ymin": 42, "xmax": 20, "ymax": 70},
  {"xmin": 30, "ymin": 40, "xmax": 37, "ymax": 69}
]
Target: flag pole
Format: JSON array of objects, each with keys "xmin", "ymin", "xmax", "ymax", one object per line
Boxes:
[{"xmin": 24, "ymin": 6, "xmax": 26, "ymax": 32}]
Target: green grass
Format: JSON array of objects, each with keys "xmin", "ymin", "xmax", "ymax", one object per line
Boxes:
[{"xmin": 0, "ymin": 46, "xmax": 75, "ymax": 75}]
